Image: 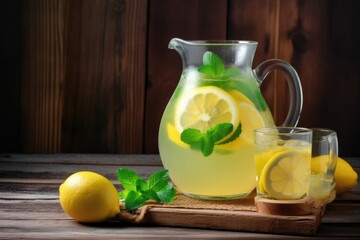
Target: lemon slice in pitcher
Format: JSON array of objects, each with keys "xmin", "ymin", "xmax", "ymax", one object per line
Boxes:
[
  {"xmin": 175, "ymin": 86, "xmax": 239, "ymax": 136},
  {"xmin": 230, "ymin": 89, "xmax": 267, "ymax": 142},
  {"xmin": 237, "ymin": 102, "xmax": 266, "ymax": 142},
  {"xmin": 260, "ymin": 150, "xmax": 310, "ymax": 200},
  {"xmin": 166, "ymin": 123, "xmax": 189, "ymax": 149}
]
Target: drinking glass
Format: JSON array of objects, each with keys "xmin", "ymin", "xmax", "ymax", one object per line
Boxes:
[
  {"xmin": 309, "ymin": 128, "xmax": 338, "ymax": 200},
  {"xmin": 254, "ymin": 127, "xmax": 312, "ymax": 200}
]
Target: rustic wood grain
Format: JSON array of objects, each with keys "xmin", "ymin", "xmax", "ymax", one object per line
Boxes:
[
  {"xmin": 142, "ymin": 206, "xmax": 320, "ymax": 236},
  {"xmin": 61, "ymin": 0, "xmax": 147, "ymax": 153},
  {"xmin": 21, "ymin": 0, "xmax": 65, "ymax": 153},
  {"xmin": 0, "ymin": 155, "xmax": 359, "ymax": 239},
  {"xmin": 18, "ymin": 0, "xmax": 147, "ymax": 154},
  {"xmin": 278, "ymin": 0, "xmax": 360, "ymax": 156},
  {"xmin": 1, "ymin": 0, "xmax": 360, "ymax": 156}
]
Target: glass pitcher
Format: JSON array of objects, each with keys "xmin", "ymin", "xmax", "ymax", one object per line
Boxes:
[{"xmin": 158, "ymin": 38, "xmax": 303, "ymax": 200}]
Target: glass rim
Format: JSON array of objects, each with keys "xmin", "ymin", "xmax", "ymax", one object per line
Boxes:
[
  {"xmin": 312, "ymin": 128, "xmax": 337, "ymax": 141},
  {"xmin": 312, "ymin": 128, "xmax": 337, "ymax": 135},
  {"xmin": 254, "ymin": 127, "xmax": 312, "ymax": 136},
  {"xmin": 189, "ymin": 40, "xmax": 258, "ymax": 46},
  {"xmin": 172, "ymin": 38, "xmax": 258, "ymax": 46}
]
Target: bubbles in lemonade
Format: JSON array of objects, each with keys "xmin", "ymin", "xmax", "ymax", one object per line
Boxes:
[{"xmin": 158, "ymin": 67, "xmax": 275, "ymax": 199}]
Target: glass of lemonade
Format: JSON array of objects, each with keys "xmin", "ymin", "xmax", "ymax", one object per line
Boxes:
[
  {"xmin": 309, "ymin": 129, "xmax": 338, "ymax": 200},
  {"xmin": 254, "ymin": 127, "xmax": 312, "ymax": 200}
]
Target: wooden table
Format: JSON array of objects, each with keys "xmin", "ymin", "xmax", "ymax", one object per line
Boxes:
[{"xmin": 1, "ymin": 154, "xmax": 359, "ymax": 239}]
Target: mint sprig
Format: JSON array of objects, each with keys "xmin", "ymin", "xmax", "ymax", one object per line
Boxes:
[
  {"xmin": 197, "ymin": 51, "xmax": 268, "ymax": 111},
  {"xmin": 181, "ymin": 122, "xmax": 242, "ymax": 157},
  {"xmin": 197, "ymin": 51, "xmax": 242, "ymax": 79},
  {"xmin": 117, "ymin": 168, "xmax": 176, "ymax": 210}
]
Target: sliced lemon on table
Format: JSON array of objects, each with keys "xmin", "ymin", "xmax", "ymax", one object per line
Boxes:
[
  {"xmin": 175, "ymin": 86, "xmax": 239, "ymax": 137},
  {"xmin": 260, "ymin": 150, "xmax": 310, "ymax": 200}
]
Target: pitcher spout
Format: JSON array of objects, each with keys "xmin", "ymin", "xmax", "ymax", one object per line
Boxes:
[{"xmin": 168, "ymin": 38, "xmax": 188, "ymax": 50}]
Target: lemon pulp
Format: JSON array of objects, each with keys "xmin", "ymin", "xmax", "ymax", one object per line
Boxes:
[{"xmin": 175, "ymin": 86, "xmax": 240, "ymax": 135}]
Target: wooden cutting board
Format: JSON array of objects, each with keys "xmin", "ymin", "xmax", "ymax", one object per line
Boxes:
[{"xmin": 118, "ymin": 192, "xmax": 333, "ymax": 236}]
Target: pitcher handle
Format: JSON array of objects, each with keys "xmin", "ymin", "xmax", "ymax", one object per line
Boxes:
[{"xmin": 253, "ymin": 59, "xmax": 303, "ymax": 127}]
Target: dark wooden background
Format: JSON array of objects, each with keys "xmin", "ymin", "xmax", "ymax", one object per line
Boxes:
[{"xmin": 1, "ymin": 0, "xmax": 360, "ymax": 157}]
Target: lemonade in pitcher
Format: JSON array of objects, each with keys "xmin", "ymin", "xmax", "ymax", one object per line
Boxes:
[{"xmin": 158, "ymin": 38, "xmax": 303, "ymax": 199}]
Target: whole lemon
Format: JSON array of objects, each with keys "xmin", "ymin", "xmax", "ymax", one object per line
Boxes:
[
  {"xmin": 59, "ymin": 171, "xmax": 120, "ymax": 223},
  {"xmin": 334, "ymin": 157, "xmax": 358, "ymax": 194}
]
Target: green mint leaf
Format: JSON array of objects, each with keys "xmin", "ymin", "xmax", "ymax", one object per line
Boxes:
[
  {"xmin": 181, "ymin": 123, "xmax": 236, "ymax": 157},
  {"xmin": 117, "ymin": 168, "xmax": 141, "ymax": 191},
  {"xmin": 136, "ymin": 178, "xmax": 148, "ymax": 192},
  {"xmin": 200, "ymin": 135, "xmax": 215, "ymax": 157},
  {"xmin": 157, "ymin": 183, "xmax": 177, "ymax": 203},
  {"xmin": 119, "ymin": 189, "xmax": 130, "ymax": 199},
  {"xmin": 142, "ymin": 189, "xmax": 161, "ymax": 202},
  {"xmin": 206, "ymin": 123, "xmax": 233, "ymax": 143},
  {"xmin": 117, "ymin": 168, "xmax": 177, "ymax": 210},
  {"xmin": 147, "ymin": 169, "xmax": 170, "ymax": 192},
  {"xmin": 181, "ymin": 128, "xmax": 203, "ymax": 144},
  {"xmin": 223, "ymin": 67, "xmax": 241, "ymax": 79},
  {"xmin": 198, "ymin": 65, "xmax": 215, "ymax": 77},
  {"xmin": 197, "ymin": 51, "xmax": 225, "ymax": 78},
  {"xmin": 202, "ymin": 51, "xmax": 224, "ymax": 76},
  {"xmin": 217, "ymin": 122, "xmax": 242, "ymax": 145},
  {"xmin": 125, "ymin": 190, "xmax": 147, "ymax": 210}
]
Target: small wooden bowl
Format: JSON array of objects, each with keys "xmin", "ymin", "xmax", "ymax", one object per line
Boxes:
[{"xmin": 255, "ymin": 196, "xmax": 313, "ymax": 216}]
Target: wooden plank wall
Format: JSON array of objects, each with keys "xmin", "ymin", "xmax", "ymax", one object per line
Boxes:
[{"xmin": 1, "ymin": 0, "xmax": 360, "ymax": 157}]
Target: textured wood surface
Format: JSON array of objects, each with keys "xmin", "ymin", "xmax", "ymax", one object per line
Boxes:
[
  {"xmin": 0, "ymin": 154, "xmax": 360, "ymax": 239},
  {"xmin": 119, "ymin": 194, "xmax": 322, "ymax": 236},
  {"xmin": 1, "ymin": 0, "xmax": 360, "ymax": 156}
]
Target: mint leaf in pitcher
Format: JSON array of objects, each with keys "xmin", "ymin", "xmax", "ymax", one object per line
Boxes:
[
  {"xmin": 217, "ymin": 122, "xmax": 242, "ymax": 145},
  {"xmin": 180, "ymin": 122, "xmax": 240, "ymax": 157},
  {"xmin": 198, "ymin": 51, "xmax": 225, "ymax": 77},
  {"xmin": 180, "ymin": 128, "xmax": 202, "ymax": 144},
  {"xmin": 197, "ymin": 51, "xmax": 242, "ymax": 79},
  {"xmin": 207, "ymin": 123, "xmax": 233, "ymax": 142}
]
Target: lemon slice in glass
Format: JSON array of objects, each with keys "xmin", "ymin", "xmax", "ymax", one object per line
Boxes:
[
  {"xmin": 260, "ymin": 150, "xmax": 310, "ymax": 200},
  {"xmin": 175, "ymin": 86, "xmax": 239, "ymax": 136}
]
